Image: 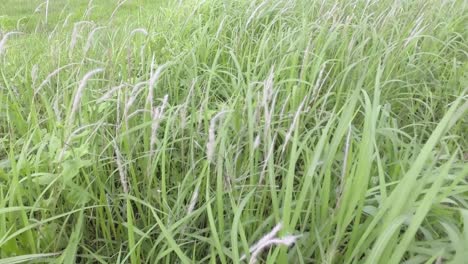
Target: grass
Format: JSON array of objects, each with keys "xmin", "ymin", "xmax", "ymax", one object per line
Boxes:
[{"xmin": 0, "ymin": 0, "xmax": 467, "ymax": 263}]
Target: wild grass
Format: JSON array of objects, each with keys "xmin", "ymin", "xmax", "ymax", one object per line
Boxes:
[{"xmin": 0, "ymin": 0, "xmax": 467, "ymax": 263}]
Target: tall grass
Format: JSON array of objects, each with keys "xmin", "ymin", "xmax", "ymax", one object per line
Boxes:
[{"xmin": 0, "ymin": 0, "xmax": 467, "ymax": 263}]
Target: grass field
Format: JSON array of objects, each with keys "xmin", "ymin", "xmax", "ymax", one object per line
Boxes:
[{"xmin": 1, "ymin": 0, "xmax": 467, "ymax": 263}]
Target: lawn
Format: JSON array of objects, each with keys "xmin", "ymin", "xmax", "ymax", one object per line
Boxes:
[{"xmin": 1, "ymin": 0, "xmax": 467, "ymax": 263}]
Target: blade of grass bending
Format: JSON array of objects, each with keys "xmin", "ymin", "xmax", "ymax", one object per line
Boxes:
[{"xmin": 347, "ymin": 92, "xmax": 468, "ymax": 263}]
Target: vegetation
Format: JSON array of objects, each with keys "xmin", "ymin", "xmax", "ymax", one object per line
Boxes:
[{"xmin": 1, "ymin": 0, "xmax": 467, "ymax": 263}]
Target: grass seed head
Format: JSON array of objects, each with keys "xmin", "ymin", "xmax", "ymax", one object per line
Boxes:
[
  {"xmin": 241, "ymin": 223, "xmax": 300, "ymax": 264},
  {"xmin": 84, "ymin": 26, "xmax": 106, "ymax": 53},
  {"xmin": 207, "ymin": 111, "xmax": 228, "ymax": 163},
  {"xmin": 68, "ymin": 68, "xmax": 104, "ymax": 127},
  {"xmin": 0, "ymin": 32, "xmax": 22, "ymax": 55},
  {"xmin": 113, "ymin": 140, "xmax": 129, "ymax": 194},
  {"xmin": 150, "ymin": 94, "xmax": 169, "ymax": 153}
]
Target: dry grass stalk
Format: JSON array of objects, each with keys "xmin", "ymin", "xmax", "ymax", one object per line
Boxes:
[
  {"xmin": 187, "ymin": 183, "xmax": 200, "ymax": 214},
  {"xmin": 69, "ymin": 21, "xmax": 93, "ymax": 56},
  {"xmin": 149, "ymin": 94, "xmax": 169, "ymax": 157},
  {"xmin": 335, "ymin": 126, "xmax": 352, "ymax": 210},
  {"xmin": 84, "ymin": 26, "xmax": 106, "ymax": 53},
  {"xmin": 113, "ymin": 140, "xmax": 129, "ymax": 193},
  {"xmin": 123, "ymin": 81, "xmax": 148, "ymax": 127},
  {"xmin": 241, "ymin": 223, "xmax": 300, "ymax": 264},
  {"xmin": 110, "ymin": 0, "xmax": 130, "ymax": 20},
  {"xmin": 31, "ymin": 64, "xmax": 39, "ymax": 86},
  {"xmin": 207, "ymin": 111, "xmax": 228, "ymax": 163},
  {"xmin": 84, "ymin": 0, "xmax": 95, "ymax": 18},
  {"xmin": 68, "ymin": 68, "xmax": 104, "ymax": 127},
  {"xmin": 97, "ymin": 83, "xmax": 127, "ymax": 103},
  {"xmin": 35, "ymin": 63, "xmax": 80, "ymax": 95},
  {"xmin": 180, "ymin": 79, "xmax": 196, "ymax": 129},
  {"xmin": 282, "ymin": 96, "xmax": 307, "ymax": 154},
  {"xmin": 130, "ymin": 28, "xmax": 148, "ymax": 37},
  {"xmin": 0, "ymin": 32, "xmax": 22, "ymax": 55},
  {"xmin": 147, "ymin": 60, "xmax": 166, "ymax": 106}
]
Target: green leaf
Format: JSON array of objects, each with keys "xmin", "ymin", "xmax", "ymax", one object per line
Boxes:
[
  {"xmin": 0, "ymin": 253, "xmax": 60, "ymax": 264},
  {"xmin": 61, "ymin": 159, "xmax": 92, "ymax": 184}
]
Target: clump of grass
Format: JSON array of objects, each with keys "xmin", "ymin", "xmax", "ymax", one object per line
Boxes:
[{"xmin": 0, "ymin": 0, "xmax": 467, "ymax": 263}]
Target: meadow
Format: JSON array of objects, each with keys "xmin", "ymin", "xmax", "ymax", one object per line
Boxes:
[{"xmin": 0, "ymin": 0, "xmax": 467, "ymax": 263}]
